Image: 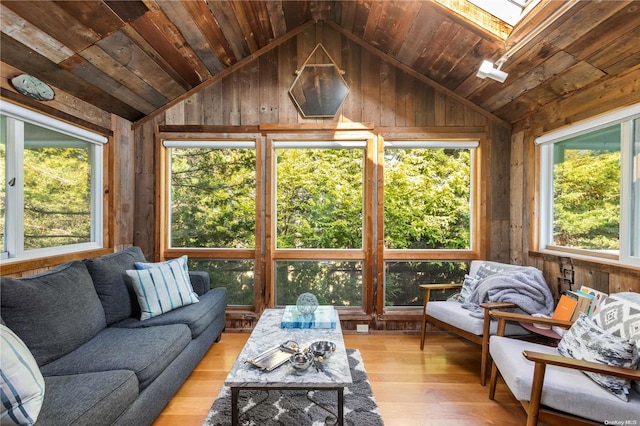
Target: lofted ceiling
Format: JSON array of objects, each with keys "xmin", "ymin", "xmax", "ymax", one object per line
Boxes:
[{"xmin": 1, "ymin": 0, "xmax": 639, "ymax": 125}]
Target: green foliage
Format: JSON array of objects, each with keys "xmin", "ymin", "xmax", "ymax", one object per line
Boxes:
[
  {"xmin": 276, "ymin": 149, "xmax": 363, "ymax": 249},
  {"xmin": 384, "ymin": 149, "xmax": 471, "ymax": 249},
  {"xmin": 553, "ymin": 150, "xmax": 620, "ymax": 250},
  {"xmin": 275, "ymin": 261, "xmax": 362, "ymax": 307},
  {"xmin": 23, "ymin": 146, "xmax": 91, "ymax": 249},
  {"xmin": 170, "ymin": 148, "xmax": 256, "ymax": 248}
]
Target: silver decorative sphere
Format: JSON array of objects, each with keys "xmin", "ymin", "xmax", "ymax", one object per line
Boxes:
[{"xmin": 296, "ymin": 292, "xmax": 319, "ymax": 315}]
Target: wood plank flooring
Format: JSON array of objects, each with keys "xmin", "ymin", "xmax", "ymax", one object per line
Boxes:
[{"xmin": 153, "ymin": 332, "xmax": 528, "ymax": 426}]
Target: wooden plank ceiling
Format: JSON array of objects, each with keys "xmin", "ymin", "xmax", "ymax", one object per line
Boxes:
[{"xmin": 1, "ymin": 0, "xmax": 639, "ymax": 124}]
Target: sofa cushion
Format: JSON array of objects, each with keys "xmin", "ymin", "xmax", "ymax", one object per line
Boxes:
[
  {"xmin": 84, "ymin": 246, "xmax": 146, "ymax": 325},
  {"xmin": 112, "ymin": 288, "xmax": 227, "ymax": 338},
  {"xmin": 558, "ymin": 312, "xmax": 639, "ymax": 401},
  {"xmin": 0, "ymin": 324, "xmax": 45, "ymax": 425},
  {"xmin": 135, "ymin": 255, "xmax": 191, "ymax": 286},
  {"xmin": 37, "ymin": 371, "xmax": 138, "ymax": 426},
  {"xmin": 126, "ymin": 262, "xmax": 199, "ymax": 321},
  {"xmin": 490, "ymin": 335, "xmax": 640, "ymax": 422},
  {"xmin": 0, "ymin": 261, "xmax": 106, "ymax": 366},
  {"xmin": 40, "ymin": 325, "xmax": 190, "ymax": 390},
  {"xmin": 426, "ymin": 300, "xmax": 528, "ymax": 336}
]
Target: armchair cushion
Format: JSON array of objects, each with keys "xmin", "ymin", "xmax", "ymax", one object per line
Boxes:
[
  {"xmin": 557, "ymin": 312, "xmax": 639, "ymax": 401},
  {"xmin": 426, "ymin": 301, "xmax": 527, "ymax": 336},
  {"xmin": 490, "ymin": 335, "xmax": 640, "ymax": 422}
]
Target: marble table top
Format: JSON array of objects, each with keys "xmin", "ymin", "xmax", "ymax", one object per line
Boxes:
[{"xmin": 225, "ymin": 309, "xmax": 352, "ymax": 389}]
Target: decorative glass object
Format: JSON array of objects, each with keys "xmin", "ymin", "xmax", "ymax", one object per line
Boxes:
[{"xmin": 296, "ymin": 292, "xmax": 319, "ymax": 315}]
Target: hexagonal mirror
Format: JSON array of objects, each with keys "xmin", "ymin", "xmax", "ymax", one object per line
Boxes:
[{"xmin": 289, "ymin": 45, "xmax": 349, "ymax": 118}]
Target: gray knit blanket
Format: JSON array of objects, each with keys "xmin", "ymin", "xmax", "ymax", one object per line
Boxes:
[{"xmin": 461, "ymin": 267, "xmax": 555, "ymax": 318}]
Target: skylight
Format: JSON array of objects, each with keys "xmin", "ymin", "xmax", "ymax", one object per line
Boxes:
[
  {"xmin": 468, "ymin": 0, "xmax": 533, "ymax": 26},
  {"xmin": 435, "ymin": 0, "xmax": 539, "ymax": 39}
]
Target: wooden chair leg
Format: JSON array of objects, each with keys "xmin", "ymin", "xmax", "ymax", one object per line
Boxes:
[
  {"xmin": 420, "ymin": 289, "xmax": 431, "ymax": 350},
  {"xmin": 526, "ymin": 361, "xmax": 546, "ymax": 426},
  {"xmin": 420, "ymin": 310, "xmax": 427, "ymax": 350},
  {"xmin": 480, "ymin": 334, "xmax": 489, "ymax": 386},
  {"xmin": 488, "ymin": 361, "xmax": 499, "ymax": 400}
]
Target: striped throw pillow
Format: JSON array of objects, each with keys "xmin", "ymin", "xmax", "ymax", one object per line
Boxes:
[
  {"xmin": 1, "ymin": 324, "xmax": 45, "ymax": 425},
  {"xmin": 126, "ymin": 260, "xmax": 199, "ymax": 320}
]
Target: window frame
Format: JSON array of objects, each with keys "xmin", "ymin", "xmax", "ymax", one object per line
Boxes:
[
  {"xmin": 379, "ymin": 138, "xmax": 481, "ymax": 309},
  {"xmin": 158, "ymin": 132, "xmax": 264, "ymax": 310},
  {"xmin": 536, "ymin": 102, "xmax": 640, "ymax": 268},
  {"xmin": 1, "ymin": 100, "xmax": 107, "ymax": 262},
  {"xmin": 266, "ymin": 133, "xmax": 375, "ymax": 312}
]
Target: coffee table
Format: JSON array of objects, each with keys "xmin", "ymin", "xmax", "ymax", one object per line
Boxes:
[{"xmin": 224, "ymin": 308, "xmax": 352, "ymax": 425}]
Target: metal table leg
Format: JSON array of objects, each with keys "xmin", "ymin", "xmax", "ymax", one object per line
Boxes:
[{"xmin": 231, "ymin": 387, "xmax": 239, "ymax": 426}]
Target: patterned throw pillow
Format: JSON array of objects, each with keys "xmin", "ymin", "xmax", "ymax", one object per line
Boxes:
[
  {"xmin": 126, "ymin": 257, "xmax": 199, "ymax": 320},
  {"xmin": 558, "ymin": 312, "xmax": 639, "ymax": 401},
  {"xmin": 458, "ymin": 274, "xmax": 479, "ymax": 303},
  {"xmin": 0, "ymin": 324, "xmax": 45, "ymax": 425},
  {"xmin": 592, "ymin": 292, "xmax": 640, "ymax": 393}
]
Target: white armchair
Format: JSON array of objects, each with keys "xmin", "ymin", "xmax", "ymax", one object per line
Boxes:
[
  {"xmin": 488, "ymin": 294, "xmax": 640, "ymax": 425},
  {"xmin": 420, "ymin": 260, "xmax": 553, "ymax": 385}
]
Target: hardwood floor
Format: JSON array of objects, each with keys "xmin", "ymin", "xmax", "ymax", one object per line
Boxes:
[{"xmin": 153, "ymin": 332, "xmax": 528, "ymax": 426}]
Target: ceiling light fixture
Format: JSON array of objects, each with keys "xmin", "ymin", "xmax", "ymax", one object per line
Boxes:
[
  {"xmin": 476, "ymin": 1, "xmax": 577, "ymax": 84},
  {"xmin": 476, "ymin": 59, "xmax": 508, "ymax": 83}
]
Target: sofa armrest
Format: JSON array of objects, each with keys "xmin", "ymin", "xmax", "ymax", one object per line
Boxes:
[{"xmin": 189, "ymin": 271, "xmax": 210, "ymax": 296}]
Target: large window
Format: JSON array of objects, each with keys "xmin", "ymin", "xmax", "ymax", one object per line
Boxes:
[
  {"xmin": 161, "ymin": 133, "xmax": 483, "ymax": 313},
  {"xmin": 382, "ymin": 141, "xmax": 477, "ymax": 307},
  {"xmin": 272, "ymin": 141, "xmax": 368, "ymax": 308},
  {"xmin": 1, "ymin": 101, "xmax": 106, "ymax": 261},
  {"xmin": 163, "ymin": 139, "xmax": 259, "ymax": 306},
  {"xmin": 537, "ymin": 103, "xmax": 640, "ymax": 267}
]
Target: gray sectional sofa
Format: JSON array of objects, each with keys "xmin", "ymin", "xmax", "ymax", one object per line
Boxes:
[{"xmin": 0, "ymin": 246, "xmax": 227, "ymax": 425}]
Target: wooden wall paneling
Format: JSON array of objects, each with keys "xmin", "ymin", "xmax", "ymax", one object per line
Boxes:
[
  {"xmin": 445, "ymin": 94, "xmax": 465, "ymax": 126},
  {"xmin": 609, "ymin": 271, "xmax": 640, "ymax": 294},
  {"xmin": 207, "ymin": 81, "xmax": 224, "ymax": 125},
  {"xmin": 379, "ymin": 61, "xmax": 396, "ymax": 127},
  {"xmin": 222, "ymin": 71, "xmax": 240, "ymax": 125},
  {"xmin": 434, "ymin": 91, "xmax": 446, "ymax": 126},
  {"xmin": 361, "ymin": 48, "xmax": 381, "ymax": 123},
  {"xmin": 112, "ymin": 114, "xmax": 135, "ymax": 248},
  {"xmin": 184, "ymin": 90, "xmax": 203, "ymax": 125},
  {"xmin": 277, "ymin": 41, "xmax": 298, "ymax": 123},
  {"xmin": 509, "ymin": 130, "xmax": 525, "ymax": 265},
  {"xmin": 488, "ymin": 123, "xmax": 511, "ymax": 262},
  {"xmin": 134, "ymin": 118, "xmax": 160, "ymax": 260},
  {"xmin": 341, "ymin": 38, "xmax": 363, "ymax": 123},
  {"xmin": 258, "ymin": 50, "xmax": 279, "ymax": 124},
  {"xmin": 240, "ymin": 61, "xmax": 260, "ymax": 125},
  {"xmin": 164, "ymin": 102, "xmax": 185, "ymax": 125}
]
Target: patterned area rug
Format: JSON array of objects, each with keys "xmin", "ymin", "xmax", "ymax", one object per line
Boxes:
[{"xmin": 203, "ymin": 349, "xmax": 384, "ymax": 426}]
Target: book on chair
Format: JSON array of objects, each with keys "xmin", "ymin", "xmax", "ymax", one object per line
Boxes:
[
  {"xmin": 566, "ymin": 290, "xmax": 593, "ymax": 321},
  {"xmin": 552, "ymin": 294, "xmax": 578, "ymax": 322}
]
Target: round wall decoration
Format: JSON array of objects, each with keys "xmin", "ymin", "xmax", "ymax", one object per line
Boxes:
[{"xmin": 10, "ymin": 74, "xmax": 55, "ymax": 101}]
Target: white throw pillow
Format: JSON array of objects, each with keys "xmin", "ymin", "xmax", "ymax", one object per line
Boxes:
[
  {"xmin": 126, "ymin": 258, "xmax": 199, "ymax": 320},
  {"xmin": 0, "ymin": 324, "xmax": 45, "ymax": 425}
]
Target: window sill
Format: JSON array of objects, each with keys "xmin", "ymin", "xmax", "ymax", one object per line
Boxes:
[
  {"xmin": 529, "ymin": 249, "xmax": 640, "ymax": 274},
  {"xmin": 0, "ymin": 248, "xmax": 112, "ymax": 276}
]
